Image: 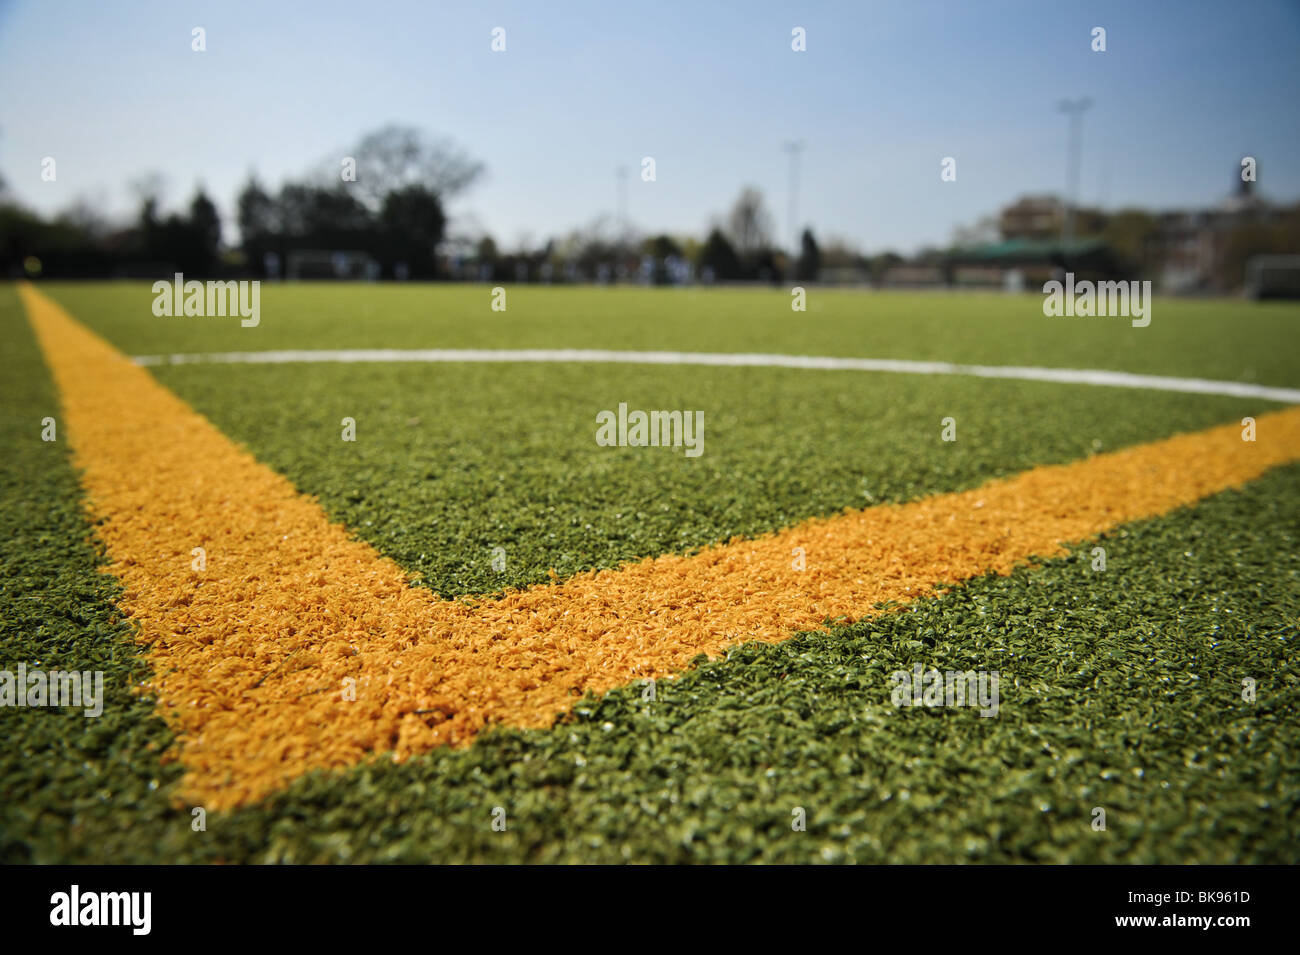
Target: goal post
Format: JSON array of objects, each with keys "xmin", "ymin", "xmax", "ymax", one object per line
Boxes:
[{"xmin": 285, "ymin": 249, "xmax": 380, "ymax": 280}]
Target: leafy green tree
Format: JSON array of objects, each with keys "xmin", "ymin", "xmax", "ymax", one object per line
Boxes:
[
  {"xmin": 237, "ymin": 175, "xmax": 279, "ymax": 275},
  {"xmin": 378, "ymin": 184, "xmax": 446, "ymax": 278},
  {"xmin": 183, "ymin": 189, "xmax": 221, "ymax": 274},
  {"xmin": 795, "ymin": 228, "xmax": 821, "ymax": 281},
  {"xmin": 699, "ymin": 227, "xmax": 741, "ymax": 281}
]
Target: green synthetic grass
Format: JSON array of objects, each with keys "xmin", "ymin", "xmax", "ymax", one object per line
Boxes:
[
  {"xmin": 28, "ymin": 281, "xmax": 1300, "ymax": 596},
  {"xmin": 0, "ymin": 286, "xmax": 182, "ymax": 863},
  {"xmin": 40, "ymin": 281, "xmax": 1300, "ymax": 386},
  {"xmin": 3, "ymin": 280, "xmax": 1298, "ymax": 863},
  {"xmin": 148, "ymin": 360, "xmax": 1273, "ymax": 597},
  {"xmin": 196, "ymin": 463, "xmax": 1300, "ymax": 864}
]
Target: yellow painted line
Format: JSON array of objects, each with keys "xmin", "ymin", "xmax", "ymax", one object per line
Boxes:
[{"xmin": 19, "ymin": 282, "xmax": 1300, "ymax": 810}]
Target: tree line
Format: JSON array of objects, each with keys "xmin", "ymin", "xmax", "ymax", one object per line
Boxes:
[
  {"xmin": 20, "ymin": 122, "xmax": 1288, "ymax": 288},
  {"xmin": 1, "ymin": 124, "xmax": 846, "ymax": 283},
  {"xmin": 1, "ymin": 126, "xmax": 480, "ymax": 281}
]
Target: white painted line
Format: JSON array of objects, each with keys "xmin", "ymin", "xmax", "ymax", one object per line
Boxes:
[{"xmin": 131, "ymin": 348, "xmax": 1300, "ymax": 404}]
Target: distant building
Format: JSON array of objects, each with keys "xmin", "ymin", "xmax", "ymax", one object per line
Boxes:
[
  {"xmin": 1149, "ymin": 178, "xmax": 1288, "ymax": 293},
  {"xmin": 991, "ymin": 169, "xmax": 1297, "ymax": 294},
  {"xmin": 945, "ymin": 238, "xmax": 1124, "ymax": 289},
  {"xmin": 997, "ymin": 197, "xmax": 1109, "ymax": 245},
  {"xmin": 998, "ymin": 196, "xmax": 1064, "ymax": 242}
]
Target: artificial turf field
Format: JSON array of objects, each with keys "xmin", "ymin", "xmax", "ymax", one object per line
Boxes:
[{"xmin": 2, "ymin": 280, "xmax": 1298, "ymax": 863}]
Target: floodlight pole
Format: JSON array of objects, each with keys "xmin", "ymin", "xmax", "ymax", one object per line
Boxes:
[
  {"xmin": 1057, "ymin": 98, "xmax": 1091, "ymax": 247},
  {"xmin": 783, "ymin": 140, "xmax": 804, "ymax": 260}
]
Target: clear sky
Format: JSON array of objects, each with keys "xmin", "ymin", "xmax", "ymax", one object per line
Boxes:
[{"xmin": 1, "ymin": 0, "xmax": 1298, "ymax": 254}]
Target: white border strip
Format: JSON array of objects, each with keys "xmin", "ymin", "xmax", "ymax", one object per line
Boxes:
[{"xmin": 130, "ymin": 348, "xmax": 1300, "ymax": 404}]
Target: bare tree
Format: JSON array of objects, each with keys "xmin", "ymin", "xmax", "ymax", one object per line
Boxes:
[
  {"xmin": 337, "ymin": 125, "xmax": 485, "ymax": 209},
  {"xmin": 725, "ymin": 187, "xmax": 774, "ymax": 259}
]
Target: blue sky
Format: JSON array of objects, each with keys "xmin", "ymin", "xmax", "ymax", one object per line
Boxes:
[{"xmin": 1, "ymin": 0, "xmax": 1297, "ymax": 253}]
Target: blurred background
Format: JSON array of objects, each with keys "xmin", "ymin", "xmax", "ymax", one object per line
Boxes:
[{"xmin": 1, "ymin": 0, "xmax": 1298, "ymax": 294}]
